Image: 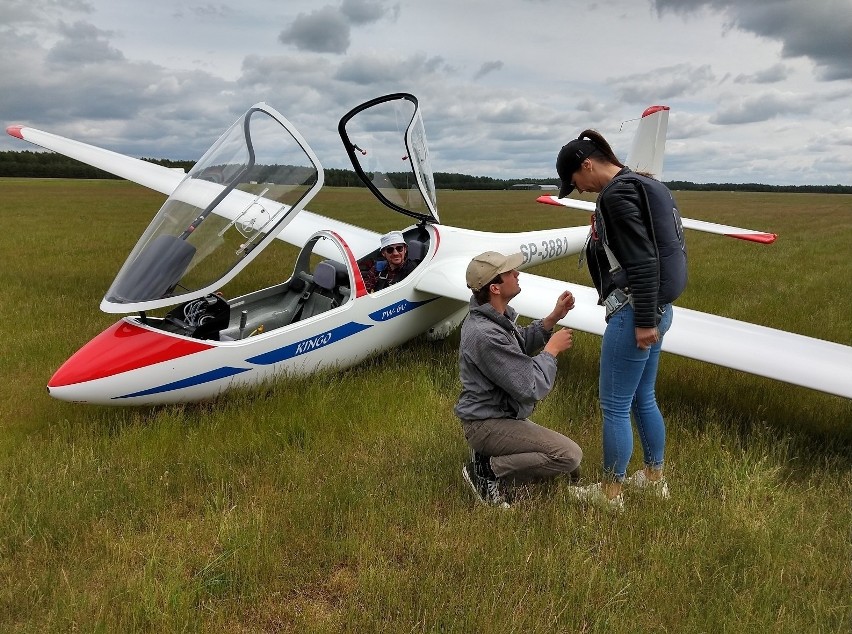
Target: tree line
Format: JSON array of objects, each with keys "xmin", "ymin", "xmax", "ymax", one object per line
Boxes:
[{"xmin": 2, "ymin": 150, "xmax": 850, "ymax": 194}]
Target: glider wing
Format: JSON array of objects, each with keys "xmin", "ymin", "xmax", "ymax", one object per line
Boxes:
[
  {"xmin": 6, "ymin": 125, "xmax": 185, "ymax": 195},
  {"xmin": 536, "ymin": 195, "xmax": 778, "ymax": 244},
  {"xmin": 416, "ymin": 263, "xmax": 852, "ymax": 399},
  {"xmin": 6, "ymin": 125, "xmax": 380, "ymax": 259}
]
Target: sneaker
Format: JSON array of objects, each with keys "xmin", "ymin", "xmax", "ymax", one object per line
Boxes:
[
  {"xmin": 567, "ymin": 482, "xmax": 624, "ymax": 511},
  {"xmin": 462, "ymin": 462, "xmax": 510, "ymax": 508},
  {"xmin": 625, "ymin": 469, "xmax": 670, "ymax": 499},
  {"xmin": 473, "ymin": 451, "xmax": 496, "ymax": 480}
]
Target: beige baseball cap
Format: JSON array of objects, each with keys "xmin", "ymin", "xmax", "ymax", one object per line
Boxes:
[{"xmin": 466, "ymin": 251, "xmax": 524, "ymax": 291}]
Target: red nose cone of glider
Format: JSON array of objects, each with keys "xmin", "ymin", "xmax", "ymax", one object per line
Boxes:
[{"xmin": 48, "ymin": 320, "xmax": 213, "ymax": 389}]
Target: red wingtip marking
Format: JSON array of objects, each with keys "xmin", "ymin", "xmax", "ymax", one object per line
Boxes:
[
  {"xmin": 536, "ymin": 195, "xmax": 561, "ymax": 206},
  {"xmin": 6, "ymin": 125, "xmax": 24, "ymax": 139},
  {"xmin": 641, "ymin": 106, "xmax": 670, "ymax": 117},
  {"xmin": 729, "ymin": 233, "xmax": 777, "ymax": 244}
]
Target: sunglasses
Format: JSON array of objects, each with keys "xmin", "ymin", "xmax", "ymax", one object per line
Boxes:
[{"xmin": 382, "ymin": 244, "xmax": 406, "ymax": 253}]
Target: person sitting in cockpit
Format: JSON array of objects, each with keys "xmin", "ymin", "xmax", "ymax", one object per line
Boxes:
[{"xmin": 363, "ymin": 231, "xmax": 420, "ymax": 293}]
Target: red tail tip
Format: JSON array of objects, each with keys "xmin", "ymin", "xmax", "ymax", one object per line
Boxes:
[
  {"xmin": 6, "ymin": 125, "xmax": 24, "ymax": 139},
  {"xmin": 641, "ymin": 106, "xmax": 670, "ymax": 118}
]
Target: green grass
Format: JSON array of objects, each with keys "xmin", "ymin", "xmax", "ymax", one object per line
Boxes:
[{"xmin": 0, "ymin": 180, "xmax": 850, "ymax": 632}]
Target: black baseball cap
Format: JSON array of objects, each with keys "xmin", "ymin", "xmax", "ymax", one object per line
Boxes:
[{"xmin": 556, "ymin": 138, "xmax": 597, "ymax": 197}]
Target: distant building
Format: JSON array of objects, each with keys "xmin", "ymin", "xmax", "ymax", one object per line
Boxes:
[{"xmin": 509, "ymin": 183, "xmax": 559, "ymax": 190}]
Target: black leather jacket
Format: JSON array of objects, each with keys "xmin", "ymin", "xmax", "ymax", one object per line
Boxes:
[{"xmin": 585, "ymin": 168, "xmax": 687, "ymax": 328}]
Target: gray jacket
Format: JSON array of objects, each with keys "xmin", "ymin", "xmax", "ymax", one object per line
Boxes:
[{"xmin": 454, "ymin": 297, "xmax": 557, "ymax": 421}]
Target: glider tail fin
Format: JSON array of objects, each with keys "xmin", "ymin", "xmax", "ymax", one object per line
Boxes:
[{"xmin": 625, "ymin": 105, "xmax": 670, "ymax": 179}]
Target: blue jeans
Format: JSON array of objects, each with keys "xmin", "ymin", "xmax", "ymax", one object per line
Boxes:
[{"xmin": 599, "ymin": 303, "xmax": 673, "ymax": 481}]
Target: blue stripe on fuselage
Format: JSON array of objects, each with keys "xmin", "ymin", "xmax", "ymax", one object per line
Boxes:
[
  {"xmin": 115, "ymin": 366, "xmax": 250, "ymax": 399},
  {"xmin": 113, "ymin": 299, "xmax": 435, "ymax": 399},
  {"xmin": 246, "ymin": 321, "xmax": 372, "ymax": 365}
]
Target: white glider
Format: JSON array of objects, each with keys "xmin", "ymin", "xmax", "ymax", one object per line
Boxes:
[{"xmin": 6, "ymin": 94, "xmax": 850, "ymax": 404}]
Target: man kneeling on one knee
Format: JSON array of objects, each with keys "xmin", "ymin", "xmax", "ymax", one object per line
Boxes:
[{"xmin": 455, "ymin": 251, "xmax": 582, "ymax": 507}]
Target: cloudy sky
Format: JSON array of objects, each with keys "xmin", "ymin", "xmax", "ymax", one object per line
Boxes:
[{"xmin": 2, "ymin": 0, "xmax": 852, "ymax": 185}]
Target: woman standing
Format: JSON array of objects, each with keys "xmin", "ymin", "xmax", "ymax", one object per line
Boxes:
[{"xmin": 556, "ymin": 130, "xmax": 687, "ymax": 509}]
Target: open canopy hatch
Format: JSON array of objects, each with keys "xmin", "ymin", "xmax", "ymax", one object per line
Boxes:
[
  {"xmin": 101, "ymin": 94, "xmax": 440, "ymax": 315},
  {"xmin": 339, "ymin": 93, "xmax": 439, "ymax": 224},
  {"xmin": 101, "ymin": 103, "xmax": 323, "ymax": 314}
]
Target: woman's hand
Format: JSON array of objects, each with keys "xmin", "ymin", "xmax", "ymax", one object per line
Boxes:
[{"xmin": 635, "ymin": 326, "xmax": 659, "ymax": 350}]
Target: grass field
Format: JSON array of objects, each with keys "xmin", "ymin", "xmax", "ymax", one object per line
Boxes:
[{"xmin": 0, "ymin": 179, "xmax": 850, "ymax": 632}]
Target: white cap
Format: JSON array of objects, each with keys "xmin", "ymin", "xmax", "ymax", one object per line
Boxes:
[{"xmin": 380, "ymin": 231, "xmax": 406, "ymax": 249}]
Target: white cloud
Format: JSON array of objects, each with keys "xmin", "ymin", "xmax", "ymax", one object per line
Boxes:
[
  {"xmin": 279, "ymin": 6, "xmax": 351, "ymax": 54},
  {"xmin": 473, "ymin": 61, "xmax": 503, "ymax": 81},
  {"xmin": 711, "ymin": 91, "xmax": 813, "ymax": 125},
  {"xmin": 652, "ymin": 0, "xmax": 852, "ymax": 80},
  {"xmin": 734, "ymin": 63, "xmax": 790, "ymax": 85},
  {"xmin": 1, "ymin": 0, "xmax": 851, "ymax": 185}
]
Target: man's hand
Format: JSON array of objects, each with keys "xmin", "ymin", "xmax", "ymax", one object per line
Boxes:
[
  {"xmin": 542, "ymin": 291, "xmax": 575, "ymax": 331},
  {"xmin": 543, "ymin": 328, "xmax": 573, "ymax": 357}
]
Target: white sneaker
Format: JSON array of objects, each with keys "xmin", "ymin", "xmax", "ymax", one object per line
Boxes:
[
  {"xmin": 567, "ymin": 482, "xmax": 624, "ymax": 511},
  {"xmin": 625, "ymin": 469, "xmax": 670, "ymax": 499}
]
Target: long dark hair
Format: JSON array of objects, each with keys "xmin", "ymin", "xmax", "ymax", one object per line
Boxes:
[
  {"xmin": 579, "ymin": 129, "xmax": 656, "ymax": 179},
  {"xmin": 578, "ymin": 129, "xmax": 624, "ymax": 169}
]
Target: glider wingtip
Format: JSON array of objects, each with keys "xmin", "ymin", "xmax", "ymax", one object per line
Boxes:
[
  {"xmin": 6, "ymin": 125, "xmax": 24, "ymax": 139},
  {"xmin": 536, "ymin": 195, "xmax": 560, "ymax": 206},
  {"xmin": 731, "ymin": 232, "xmax": 778, "ymax": 244}
]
